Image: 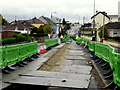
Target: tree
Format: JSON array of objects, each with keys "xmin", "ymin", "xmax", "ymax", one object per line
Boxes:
[
  {"xmin": 2, "ymin": 18, "xmax": 9, "ymax": 25},
  {"xmin": 98, "ymin": 26, "xmax": 109, "ymax": 40},
  {"xmin": 62, "ymin": 18, "xmax": 66, "ymax": 25},
  {"xmin": 43, "ymin": 24, "xmax": 52, "ymax": 34}
]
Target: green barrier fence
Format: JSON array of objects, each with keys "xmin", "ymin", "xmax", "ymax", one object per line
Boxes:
[
  {"xmin": 113, "ymin": 53, "xmax": 120, "ymax": 87},
  {"xmin": 44, "ymin": 38, "xmax": 59, "ymax": 49},
  {"xmin": 5, "ymin": 45, "xmax": 19, "ymax": 66},
  {"xmin": 0, "ymin": 46, "xmax": 7, "ymax": 68},
  {"xmin": 88, "ymin": 41, "xmax": 95, "ymax": 52},
  {"xmin": 0, "ymin": 41, "xmax": 38, "ymax": 68},
  {"xmin": 75, "ymin": 38, "xmax": 120, "ymax": 87},
  {"xmin": 76, "ymin": 38, "xmax": 83, "ymax": 44}
]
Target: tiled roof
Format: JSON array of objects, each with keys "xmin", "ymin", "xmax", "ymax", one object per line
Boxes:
[
  {"xmin": 27, "ymin": 17, "xmax": 44, "ymax": 24},
  {"xmin": 2, "ymin": 20, "xmax": 35, "ymax": 30},
  {"xmin": 2, "ymin": 24, "xmax": 16, "ymax": 30},
  {"xmin": 39, "ymin": 16, "xmax": 54, "ymax": 24},
  {"xmin": 105, "ymin": 22, "xmax": 120, "ymax": 29}
]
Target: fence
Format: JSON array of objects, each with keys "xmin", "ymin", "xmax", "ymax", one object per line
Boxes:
[
  {"xmin": 44, "ymin": 38, "xmax": 59, "ymax": 49},
  {"xmin": 76, "ymin": 38, "xmax": 120, "ymax": 87},
  {"xmin": 0, "ymin": 41, "xmax": 38, "ymax": 68}
]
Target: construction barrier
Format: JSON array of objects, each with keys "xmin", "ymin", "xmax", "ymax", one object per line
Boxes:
[
  {"xmin": 75, "ymin": 38, "xmax": 120, "ymax": 87},
  {"xmin": 0, "ymin": 41, "xmax": 38, "ymax": 68},
  {"xmin": 44, "ymin": 38, "xmax": 59, "ymax": 49}
]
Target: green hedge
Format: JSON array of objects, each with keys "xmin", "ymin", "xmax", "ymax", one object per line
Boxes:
[
  {"xmin": 30, "ymin": 33, "xmax": 48, "ymax": 37},
  {"xmin": 1, "ymin": 33, "xmax": 30, "ymax": 45},
  {"xmin": 0, "ymin": 38, "xmax": 17, "ymax": 45}
]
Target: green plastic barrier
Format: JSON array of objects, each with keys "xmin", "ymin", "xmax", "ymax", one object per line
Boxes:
[
  {"xmin": 44, "ymin": 38, "xmax": 58, "ymax": 49},
  {"xmin": 0, "ymin": 41, "xmax": 38, "ymax": 68},
  {"xmin": 113, "ymin": 53, "xmax": 120, "ymax": 87},
  {"xmin": 83, "ymin": 38, "xmax": 90, "ymax": 47},
  {"xmin": 88, "ymin": 41, "xmax": 95, "ymax": 52},
  {"xmin": 76, "ymin": 38, "xmax": 83, "ymax": 44},
  {"xmin": 5, "ymin": 45, "xmax": 19, "ymax": 66},
  {"xmin": 0, "ymin": 46, "xmax": 7, "ymax": 68},
  {"xmin": 94, "ymin": 42, "xmax": 109, "ymax": 61}
]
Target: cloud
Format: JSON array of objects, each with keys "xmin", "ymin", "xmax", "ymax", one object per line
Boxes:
[{"xmin": 0, "ymin": 0, "xmax": 119, "ymax": 23}]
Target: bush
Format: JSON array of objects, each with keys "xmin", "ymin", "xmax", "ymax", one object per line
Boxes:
[
  {"xmin": 43, "ymin": 24, "xmax": 52, "ymax": 34},
  {"xmin": 29, "ymin": 33, "xmax": 48, "ymax": 37},
  {"xmin": 13, "ymin": 33, "xmax": 30, "ymax": 42},
  {"xmin": 1, "ymin": 38, "xmax": 17, "ymax": 45}
]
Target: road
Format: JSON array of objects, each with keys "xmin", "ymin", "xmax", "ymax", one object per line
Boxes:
[{"xmin": 2, "ymin": 41, "xmax": 104, "ymax": 90}]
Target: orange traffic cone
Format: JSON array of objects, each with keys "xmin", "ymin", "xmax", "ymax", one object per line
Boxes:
[
  {"xmin": 39, "ymin": 44, "xmax": 44, "ymax": 53},
  {"xmin": 43, "ymin": 43, "xmax": 47, "ymax": 52}
]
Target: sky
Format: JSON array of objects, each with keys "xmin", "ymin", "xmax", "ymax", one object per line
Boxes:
[{"xmin": 0, "ymin": 0, "xmax": 120, "ymax": 23}]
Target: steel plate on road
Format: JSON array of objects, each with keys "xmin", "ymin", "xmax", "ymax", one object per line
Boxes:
[{"xmin": 7, "ymin": 71, "xmax": 91, "ymax": 89}]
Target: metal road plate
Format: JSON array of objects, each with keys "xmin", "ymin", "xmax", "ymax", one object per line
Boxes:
[
  {"xmin": 67, "ymin": 48, "xmax": 82, "ymax": 50},
  {"xmin": 61, "ymin": 65, "xmax": 92, "ymax": 75},
  {"xmin": 64, "ymin": 56, "xmax": 85, "ymax": 60},
  {"xmin": 69, "ymin": 50, "xmax": 83, "ymax": 53},
  {"xmin": 19, "ymin": 71, "xmax": 91, "ymax": 81},
  {"xmin": 7, "ymin": 74, "xmax": 90, "ymax": 89},
  {"xmin": 55, "ymin": 44, "xmax": 64, "ymax": 49},
  {"xmin": 65, "ymin": 52, "xmax": 84, "ymax": 56}
]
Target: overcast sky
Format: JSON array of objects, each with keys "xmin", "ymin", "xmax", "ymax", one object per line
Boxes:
[{"xmin": 0, "ymin": 0, "xmax": 120, "ymax": 23}]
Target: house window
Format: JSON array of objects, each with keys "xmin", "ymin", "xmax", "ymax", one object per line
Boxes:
[{"xmin": 113, "ymin": 30, "xmax": 117, "ymax": 34}]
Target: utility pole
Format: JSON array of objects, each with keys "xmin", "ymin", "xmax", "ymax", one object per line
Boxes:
[
  {"xmin": 102, "ymin": 15, "xmax": 105, "ymax": 41},
  {"xmin": 83, "ymin": 16, "xmax": 85, "ymax": 36},
  {"xmin": 93, "ymin": 0, "xmax": 96, "ymax": 41}
]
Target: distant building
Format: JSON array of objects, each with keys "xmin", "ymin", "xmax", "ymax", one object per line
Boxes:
[
  {"xmin": 2, "ymin": 20, "xmax": 34, "ymax": 34},
  {"xmin": 91, "ymin": 11, "xmax": 110, "ymax": 41},
  {"xmin": 105, "ymin": 22, "xmax": 120, "ymax": 37},
  {"xmin": 91, "ymin": 11, "xmax": 110, "ymax": 30},
  {"xmin": 39, "ymin": 16, "xmax": 57, "ymax": 34},
  {"xmin": 108, "ymin": 15, "xmax": 118, "ymax": 22},
  {"xmin": 50, "ymin": 15, "xmax": 62, "ymax": 23},
  {"xmin": 26, "ymin": 17, "xmax": 44, "ymax": 28},
  {"xmin": 39, "ymin": 16, "xmax": 54, "ymax": 25},
  {"xmin": 118, "ymin": 1, "xmax": 120, "ymax": 21}
]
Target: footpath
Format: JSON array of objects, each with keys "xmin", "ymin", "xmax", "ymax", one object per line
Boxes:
[{"xmin": 81, "ymin": 36, "xmax": 120, "ymax": 48}]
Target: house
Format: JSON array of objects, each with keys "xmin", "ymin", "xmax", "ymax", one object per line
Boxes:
[
  {"xmin": 26, "ymin": 17, "xmax": 44, "ymax": 28},
  {"xmin": 2, "ymin": 24, "xmax": 21, "ymax": 39},
  {"xmin": 105, "ymin": 22, "xmax": 120, "ymax": 37},
  {"xmin": 80, "ymin": 23, "xmax": 92, "ymax": 35},
  {"xmin": 50, "ymin": 15, "xmax": 62, "ymax": 23},
  {"xmin": 39, "ymin": 16, "xmax": 54, "ymax": 25},
  {"xmin": 91, "ymin": 11, "xmax": 110, "ymax": 30},
  {"xmin": 91, "ymin": 11, "xmax": 110, "ymax": 41},
  {"xmin": 108, "ymin": 15, "xmax": 118, "ymax": 22},
  {"xmin": 1, "ymin": 20, "xmax": 35, "ymax": 39},
  {"xmin": 39, "ymin": 16, "xmax": 57, "ymax": 35}
]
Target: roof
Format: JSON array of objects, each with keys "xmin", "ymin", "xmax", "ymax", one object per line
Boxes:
[
  {"xmin": 105, "ymin": 22, "xmax": 120, "ymax": 29},
  {"xmin": 39, "ymin": 16, "xmax": 54, "ymax": 24},
  {"xmin": 81, "ymin": 23, "xmax": 91, "ymax": 28},
  {"xmin": 91, "ymin": 12, "xmax": 110, "ymax": 19},
  {"xmin": 27, "ymin": 17, "xmax": 44, "ymax": 24},
  {"xmin": 2, "ymin": 20, "xmax": 35, "ymax": 30},
  {"xmin": 2, "ymin": 24, "xmax": 16, "ymax": 30},
  {"xmin": 108, "ymin": 15, "xmax": 118, "ymax": 18}
]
